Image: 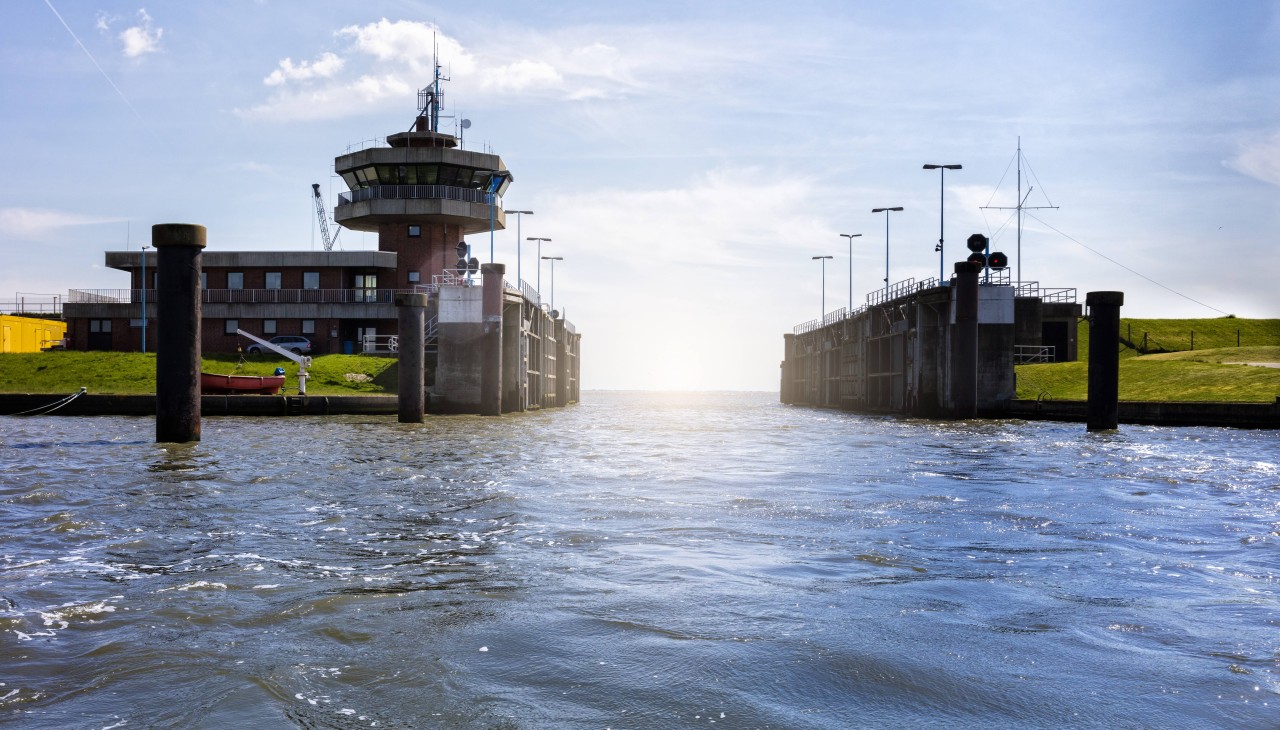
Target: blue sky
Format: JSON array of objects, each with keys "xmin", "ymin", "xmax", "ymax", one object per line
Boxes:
[{"xmin": 3, "ymin": 1, "xmax": 1278, "ymax": 390}]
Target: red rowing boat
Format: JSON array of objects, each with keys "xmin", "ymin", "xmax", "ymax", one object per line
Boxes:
[{"xmin": 200, "ymin": 372, "xmax": 285, "ymax": 395}]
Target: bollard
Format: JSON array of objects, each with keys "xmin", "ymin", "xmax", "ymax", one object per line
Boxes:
[
  {"xmin": 154, "ymin": 223, "xmax": 206, "ymax": 443},
  {"xmin": 951, "ymin": 261, "xmax": 981, "ymax": 418},
  {"xmin": 395, "ymin": 292, "xmax": 428, "ymax": 423},
  {"xmin": 480, "ymin": 263, "xmax": 505, "ymax": 416},
  {"xmin": 1086, "ymin": 291, "xmax": 1124, "ymax": 431}
]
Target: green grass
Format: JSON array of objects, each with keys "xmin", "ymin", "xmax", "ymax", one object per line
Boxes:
[
  {"xmin": 0, "ymin": 352, "xmax": 401, "ymax": 395},
  {"xmin": 1017, "ymin": 346, "xmax": 1280, "ymax": 403},
  {"xmin": 1077, "ymin": 317, "xmax": 1280, "ymax": 361}
]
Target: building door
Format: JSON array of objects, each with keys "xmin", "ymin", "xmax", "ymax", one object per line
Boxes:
[
  {"xmin": 2, "ymin": 325, "xmax": 10, "ymax": 353},
  {"xmin": 1043, "ymin": 321, "xmax": 1069, "ymax": 362},
  {"xmin": 357, "ymin": 325, "xmax": 377, "ymax": 353}
]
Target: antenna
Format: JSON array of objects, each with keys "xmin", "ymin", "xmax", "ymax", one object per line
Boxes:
[{"xmin": 980, "ymin": 137, "xmax": 1059, "ymax": 287}]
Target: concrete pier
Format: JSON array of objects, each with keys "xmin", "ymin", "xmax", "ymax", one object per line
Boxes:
[
  {"xmin": 481, "ymin": 264, "xmax": 504, "ymax": 416},
  {"xmin": 396, "ymin": 292, "xmax": 428, "ymax": 423},
  {"xmin": 951, "ymin": 261, "xmax": 980, "ymax": 418},
  {"xmin": 154, "ymin": 223, "xmax": 206, "ymax": 443},
  {"xmin": 1086, "ymin": 291, "xmax": 1124, "ymax": 431}
]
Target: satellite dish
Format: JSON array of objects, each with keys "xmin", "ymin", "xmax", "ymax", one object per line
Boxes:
[
  {"xmin": 455, "ymin": 241, "xmax": 468, "ymax": 258},
  {"xmin": 467, "ymin": 257, "xmax": 480, "ymax": 274},
  {"xmin": 461, "ymin": 119, "xmax": 471, "ymax": 129}
]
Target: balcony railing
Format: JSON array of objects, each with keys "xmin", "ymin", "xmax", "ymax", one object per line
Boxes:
[
  {"xmin": 68, "ymin": 288, "xmax": 417, "ymax": 305},
  {"xmin": 338, "ymin": 184, "xmax": 492, "ymax": 206}
]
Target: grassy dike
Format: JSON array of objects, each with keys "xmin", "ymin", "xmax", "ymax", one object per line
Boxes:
[
  {"xmin": 1016, "ymin": 318, "xmax": 1280, "ymax": 403},
  {"xmin": 0, "ymin": 352, "xmax": 399, "ymax": 396}
]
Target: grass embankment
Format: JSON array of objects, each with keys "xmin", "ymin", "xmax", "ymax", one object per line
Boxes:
[
  {"xmin": 0, "ymin": 352, "xmax": 400, "ymax": 395},
  {"xmin": 1018, "ymin": 318, "xmax": 1280, "ymax": 402}
]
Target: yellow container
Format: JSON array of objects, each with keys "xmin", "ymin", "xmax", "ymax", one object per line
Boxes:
[{"xmin": 0, "ymin": 315, "xmax": 68, "ymax": 353}]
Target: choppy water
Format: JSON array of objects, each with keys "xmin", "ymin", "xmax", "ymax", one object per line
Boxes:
[{"xmin": 1, "ymin": 391, "xmax": 1277, "ymax": 728}]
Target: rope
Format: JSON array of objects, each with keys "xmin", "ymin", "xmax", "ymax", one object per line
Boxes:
[{"xmin": 3, "ymin": 387, "xmax": 88, "ymax": 417}]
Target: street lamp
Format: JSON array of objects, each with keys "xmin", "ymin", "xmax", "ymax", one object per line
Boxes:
[
  {"xmin": 140, "ymin": 245, "xmax": 150, "ymax": 354},
  {"xmin": 812, "ymin": 255, "xmax": 833, "ymax": 320},
  {"xmin": 870, "ymin": 207, "xmax": 904, "ymax": 288},
  {"xmin": 923, "ymin": 164, "xmax": 962, "ymax": 283},
  {"xmin": 541, "ymin": 256, "xmax": 563, "ymax": 313},
  {"xmin": 527, "ymin": 237, "xmax": 551, "ymax": 298},
  {"xmin": 839, "ymin": 233, "xmax": 861, "ymax": 311},
  {"xmin": 507, "ymin": 210, "xmax": 533, "ymax": 287}
]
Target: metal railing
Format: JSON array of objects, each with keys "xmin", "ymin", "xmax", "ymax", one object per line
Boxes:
[
  {"xmin": 866, "ymin": 278, "xmax": 917, "ymax": 306},
  {"xmin": 1014, "ymin": 281, "xmax": 1077, "ymax": 303},
  {"xmin": 68, "ymin": 288, "xmax": 417, "ymax": 305},
  {"xmin": 338, "ymin": 184, "xmax": 491, "ymax": 206},
  {"xmin": 1015, "ymin": 345, "xmax": 1056, "ymax": 364},
  {"xmin": 361, "ymin": 334, "xmax": 399, "ymax": 354}
]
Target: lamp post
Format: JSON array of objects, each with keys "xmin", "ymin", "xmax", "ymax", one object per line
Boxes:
[
  {"xmin": 812, "ymin": 255, "xmax": 833, "ymax": 321},
  {"xmin": 528, "ymin": 237, "xmax": 551, "ymax": 298},
  {"xmin": 839, "ymin": 233, "xmax": 861, "ymax": 311},
  {"xmin": 140, "ymin": 245, "xmax": 150, "ymax": 354},
  {"xmin": 923, "ymin": 164, "xmax": 961, "ymax": 283},
  {"xmin": 870, "ymin": 207, "xmax": 903, "ymax": 288},
  {"xmin": 541, "ymin": 256, "xmax": 563, "ymax": 313},
  {"xmin": 507, "ymin": 210, "xmax": 533, "ymax": 287}
]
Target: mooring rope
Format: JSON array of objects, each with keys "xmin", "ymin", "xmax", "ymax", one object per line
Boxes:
[{"xmin": 3, "ymin": 387, "xmax": 88, "ymax": 417}]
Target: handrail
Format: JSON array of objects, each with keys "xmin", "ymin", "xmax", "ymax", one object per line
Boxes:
[
  {"xmin": 338, "ymin": 184, "xmax": 492, "ymax": 206},
  {"xmin": 67, "ymin": 288, "xmax": 418, "ymax": 305}
]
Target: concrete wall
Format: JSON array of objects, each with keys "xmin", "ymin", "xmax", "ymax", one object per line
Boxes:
[{"xmin": 433, "ymin": 285, "xmax": 485, "ymax": 412}]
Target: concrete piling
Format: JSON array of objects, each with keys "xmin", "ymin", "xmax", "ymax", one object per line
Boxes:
[
  {"xmin": 1086, "ymin": 291, "xmax": 1124, "ymax": 431},
  {"xmin": 951, "ymin": 261, "xmax": 981, "ymax": 419},
  {"xmin": 395, "ymin": 292, "xmax": 428, "ymax": 423},
  {"xmin": 480, "ymin": 263, "xmax": 505, "ymax": 416},
  {"xmin": 154, "ymin": 223, "xmax": 206, "ymax": 443}
]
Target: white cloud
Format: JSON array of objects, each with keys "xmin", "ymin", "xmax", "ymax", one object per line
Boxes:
[
  {"xmin": 0, "ymin": 208, "xmax": 121, "ymax": 236},
  {"xmin": 264, "ymin": 52, "xmax": 346, "ymax": 86},
  {"xmin": 1226, "ymin": 131, "xmax": 1280, "ymax": 187},
  {"xmin": 119, "ymin": 9, "xmax": 162, "ymax": 59}
]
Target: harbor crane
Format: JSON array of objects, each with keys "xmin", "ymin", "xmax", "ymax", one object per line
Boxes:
[
  {"xmin": 237, "ymin": 329, "xmax": 312, "ymax": 395},
  {"xmin": 312, "ymin": 183, "xmax": 341, "ymax": 251}
]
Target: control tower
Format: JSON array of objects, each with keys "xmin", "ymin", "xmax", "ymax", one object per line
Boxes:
[{"xmin": 332, "ymin": 78, "xmax": 510, "ymax": 288}]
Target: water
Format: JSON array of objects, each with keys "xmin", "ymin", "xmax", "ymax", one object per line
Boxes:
[{"xmin": 1, "ymin": 391, "xmax": 1277, "ymax": 728}]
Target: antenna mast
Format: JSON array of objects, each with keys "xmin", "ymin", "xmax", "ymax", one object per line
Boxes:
[{"xmin": 980, "ymin": 137, "xmax": 1059, "ymax": 287}]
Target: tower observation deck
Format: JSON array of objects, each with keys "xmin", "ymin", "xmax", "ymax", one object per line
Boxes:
[{"xmin": 333, "ymin": 98, "xmax": 511, "ymax": 288}]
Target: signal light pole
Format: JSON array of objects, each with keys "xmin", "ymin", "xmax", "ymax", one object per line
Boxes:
[
  {"xmin": 839, "ymin": 233, "xmax": 861, "ymax": 312},
  {"xmin": 541, "ymin": 256, "xmax": 564, "ymax": 313},
  {"xmin": 812, "ymin": 255, "xmax": 833, "ymax": 320},
  {"xmin": 871, "ymin": 207, "xmax": 903, "ymax": 289},
  {"xmin": 923, "ymin": 164, "xmax": 961, "ymax": 283},
  {"xmin": 527, "ymin": 237, "xmax": 551, "ymax": 298},
  {"xmin": 507, "ymin": 209, "xmax": 533, "ymax": 286}
]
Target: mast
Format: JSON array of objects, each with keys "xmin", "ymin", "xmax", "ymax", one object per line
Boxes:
[{"xmin": 981, "ymin": 137, "xmax": 1058, "ymax": 288}]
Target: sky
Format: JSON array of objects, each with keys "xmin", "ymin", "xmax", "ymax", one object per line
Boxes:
[{"xmin": 3, "ymin": 0, "xmax": 1278, "ymax": 391}]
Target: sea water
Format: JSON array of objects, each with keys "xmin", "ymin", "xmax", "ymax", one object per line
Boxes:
[{"xmin": 1, "ymin": 391, "xmax": 1277, "ymax": 728}]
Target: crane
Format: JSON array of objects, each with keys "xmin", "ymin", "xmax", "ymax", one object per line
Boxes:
[
  {"xmin": 237, "ymin": 329, "xmax": 312, "ymax": 395},
  {"xmin": 312, "ymin": 183, "xmax": 341, "ymax": 251}
]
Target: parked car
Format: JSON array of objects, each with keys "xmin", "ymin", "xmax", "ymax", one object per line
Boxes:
[{"xmin": 247, "ymin": 335, "xmax": 312, "ymax": 355}]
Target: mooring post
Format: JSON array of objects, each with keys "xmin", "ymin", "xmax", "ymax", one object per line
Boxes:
[
  {"xmin": 480, "ymin": 263, "xmax": 505, "ymax": 416},
  {"xmin": 1086, "ymin": 291, "xmax": 1124, "ymax": 431},
  {"xmin": 154, "ymin": 223, "xmax": 206, "ymax": 443},
  {"xmin": 951, "ymin": 260, "xmax": 981, "ymax": 418},
  {"xmin": 395, "ymin": 292, "xmax": 428, "ymax": 423}
]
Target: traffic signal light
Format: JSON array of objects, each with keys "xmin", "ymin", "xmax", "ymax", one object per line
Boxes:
[
  {"xmin": 967, "ymin": 252, "xmax": 987, "ymax": 266},
  {"xmin": 963, "ymin": 233, "xmax": 1007, "ymax": 270},
  {"xmin": 966, "ymin": 233, "xmax": 988, "ymax": 253},
  {"xmin": 987, "ymin": 251, "xmax": 1008, "ymax": 269}
]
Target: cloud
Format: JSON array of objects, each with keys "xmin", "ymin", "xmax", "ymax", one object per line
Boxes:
[
  {"xmin": 0, "ymin": 208, "xmax": 122, "ymax": 236},
  {"xmin": 264, "ymin": 52, "xmax": 346, "ymax": 86},
  {"xmin": 1226, "ymin": 131, "xmax": 1280, "ymax": 187},
  {"xmin": 119, "ymin": 9, "xmax": 162, "ymax": 59}
]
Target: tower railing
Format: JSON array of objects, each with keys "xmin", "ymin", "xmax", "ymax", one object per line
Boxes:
[{"xmin": 338, "ymin": 184, "xmax": 491, "ymax": 206}]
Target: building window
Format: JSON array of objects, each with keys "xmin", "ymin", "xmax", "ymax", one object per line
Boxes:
[
  {"xmin": 200, "ymin": 272, "xmax": 207, "ymax": 290},
  {"xmin": 408, "ymin": 224, "xmax": 421, "ymax": 237},
  {"xmin": 408, "ymin": 271, "xmax": 420, "ymax": 284},
  {"xmin": 225, "ymin": 319, "xmax": 238, "ymax": 335},
  {"xmin": 354, "ymin": 273, "xmax": 378, "ymax": 302},
  {"xmin": 263, "ymin": 319, "xmax": 277, "ymax": 335},
  {"xmin": 89, "ymin": 319, "xmax": 112, "ymax": 333},
  {"xmin": 303, "ymin": 271, "xmax": 320, "ymax": 289},
  {"xmin": 228, "ymin": 272, "xmax": 244, "ymax": 290},
  {"xmin": 265, "ymin": 272, "xmax": 281, "ymax": 289},
  {"xmin": 301, "ymin": 319, "xmax": 316, "ymax": 335}
]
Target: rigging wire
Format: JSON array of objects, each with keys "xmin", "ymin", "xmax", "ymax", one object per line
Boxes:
[
  {"xmin": 4, "ymin": 387, "xmax": 88, "ymax": 417},
  {"xmin": 1025, "ymin": 213, "xmax": 1230, "ymax": 315},
  {"xmin": 983, "ymin": 150, "xmax": 1017, "ymax": 208},
  {"xmin": 1021, "ymin": 152, "xmax": 1055, "ymax": 208}
]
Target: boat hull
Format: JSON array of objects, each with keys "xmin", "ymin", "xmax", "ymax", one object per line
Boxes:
[{"xmin": 200, "ymin": 373, "xmax": 285, "ymax": 395}]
